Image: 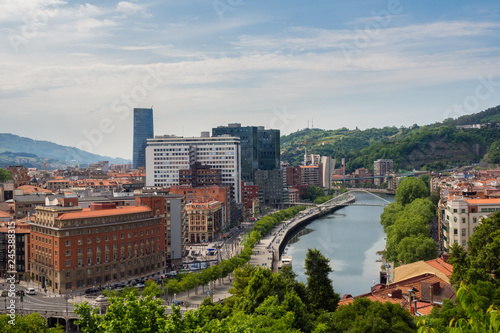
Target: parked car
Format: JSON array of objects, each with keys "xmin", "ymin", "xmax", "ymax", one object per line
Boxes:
[
  {"xmin": 134, "ymin": 283, "xmax": 145, "ymax": 288},
  {"xmin": 1, "ymin": 291, "xmax": 8, "ymax": 297},
  {"xmin": 27, "ymin": 288, "xmax": 36, "ymax": 295},
  {"xmin": 84, "ymin": 288, "xmax": 99, "ymax": 294}
]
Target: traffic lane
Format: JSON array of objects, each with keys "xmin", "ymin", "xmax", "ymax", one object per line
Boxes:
[{"xmin": 16, "ymin": 294, "xmax": 76, "ymax": 311}]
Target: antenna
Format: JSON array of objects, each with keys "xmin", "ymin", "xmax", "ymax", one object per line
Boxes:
[{"xmin": 312, "ymin": 118, "xmax": 313, "ymax": 128}]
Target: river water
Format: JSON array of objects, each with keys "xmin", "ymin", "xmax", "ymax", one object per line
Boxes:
[{"xmin": 283, "ymin": 192, "xmax": 395, "ymax": 297}]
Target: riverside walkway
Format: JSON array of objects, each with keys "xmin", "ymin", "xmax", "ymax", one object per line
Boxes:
[{"xmin": 250, "ymin": 193, "xmax": 356, "ymax": 273}]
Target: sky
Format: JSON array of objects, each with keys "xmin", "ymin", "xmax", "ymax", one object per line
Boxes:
[{"xmin": 1, "ymin": 0, "xmax": 500, "ymax": 160}]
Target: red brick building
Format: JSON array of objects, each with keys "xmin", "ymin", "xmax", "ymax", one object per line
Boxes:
[{"xmin": 30, "ymin": 202, "xmax": 165, "ymax": 293}]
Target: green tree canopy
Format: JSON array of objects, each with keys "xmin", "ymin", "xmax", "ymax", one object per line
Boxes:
[
  {"xmin": 334, "ymin": 298, "xmax": 417, "ymax": 333},
  {"xmin": 0, "ymin": 313, "xmax": 63, "ymax": 332},
  {"xmin": 305, "ymin": 249, "xmax": 340, "ymax": 314},
  {"xmin": 449, "ymin": 212, "xmax": 500, "ymax": 288},
  {"xmin": 396, "ymin": 235, "xmax": 438, "ymax": 264},
  {"xmin": 0, "ymin": 168, "xmax": 12, "ymax": 182},
  {"xmin": 488, "ymin": 139, "xmax": 500, "ymax": 164},
  {"xmin": 395, "ymin": 177, "xmax": 429, "ymax": 206}
]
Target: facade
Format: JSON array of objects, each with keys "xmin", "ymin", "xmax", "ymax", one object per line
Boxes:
[
  {"xmin": 133, "ymin": 108, "xmax": 154, "ymax": 169},
  {"xmin": 285, "ymin": 166, "xmax": 301, "ymax": 186},
  {"xmin": 254, "ymin": 169, "xmax": 284, "ymax": 206},
  {"xmin": 29, "ymin": 203, "xmax": 165, "ymax": 294},
  {"xmin": 47, "ymin": 180, "xmax": 71, "ymax": 192},
  {"xmin": 0, "ymin": 219, "xmax": 30, "ymax": 280},
  {"xmin": 299, "ymin": 166, "xmax": 321, "ymax": 187},
  {"xmin": 288, "ymin": 188, "xmax": 300, "ymax": 203},
  {"xmin": 185, "ymin": 201, "xmax": 222, "ymax": 244},
  {"xmin": 241, "ymin": 181, "xmax": 260, "ymax": 216},
  {"xmin": 441, "ymin": 198, "xmax": 500, "ymax": 252},
  {"xmin": 14, "ymin": 194, "xmax": 47, "ymax": 219},
  {"xmin": 257, "ymin": 128, "xmax": 280, "ymax": 171},
  {"xmin": 136, "ymin": 195, "xmax": 187, "ymax": 269},
  {"xmin": 320, "ymin": 156, "xmax": 335, "ymax": 189},
  {"xmin": 374, "ymin": 159, "xmax": 394, "ymax": 186},
  {"xmin": 145, "ymin": 135, "xmax": 241, "ymax": 203},
  {"xmin": 179, "ymin": 163, "xmax": 222, "ymax": 187},
  {"xmin": 212, "ymin": 124, "xmax": 258, "ymax": 183},
  {"xmin": 354, "ymin": 168, "xmax": 374, "ymax": 185},
  {"xmin": 212, "ymin": 124, "xmax": 280, "ymax": 183},
  {"xmin": 304, "ymin": 154, "xmax": 321, "ymax": 166},
  {"xmin": 168, "ymin": 185, "xmax": 230, "ymax": 228}
]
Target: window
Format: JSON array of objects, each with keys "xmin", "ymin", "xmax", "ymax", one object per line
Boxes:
[
  {"xmin": 66, "ymin": 250, "xmax": 71, "ymax": 256},
  {"xmin": 105, "ymin": 236, "xmax": 109, "ymax": 241},
  {"xmin": 87, "ymin": 247, "xmax": 92, "ymax": 253},
  {"xmin": 66, "ymin": 240, "xmax": 71, "ymax": 246},
  {"xmin": 113, "ymin": 235, "xmax": 117, "ymax": 240},
  {"xmin": 473, "ymin": 217, "xmax": 477, "ymax": 223},
  {"xmin": 96, "ymin": 236, "xmax": 101, "ymax": 243},
  {"xmin": 454, "ymin": 228, "xmax": 458, "ymax": 235},
  {"xmin": 78, "ymin": 239, "xmax": 83, "ymax": 245},
  {"xmin": 462, "ymin": 228, "xmax": 466, "ymax": 236},
  {"xmin": 87, "ymin": 238, "xmax": 92, "ymax": 244},
  {"xmin": 453, "ymin": 209, "xmax": 457, "ymax": 213},
  {"xmin": 462, "ymin": 218, "xmax": 466, "ymax": 223},
  {"xmin": 65, "ymin": 272, "xmax": 71, "ymax": 278},
  {"xmin": 461, "ymin": 209, "xmax": 466, "ymax": 213},
  {"xmin": 66, "ymin": 260, "xmax": 71, "ymax": 267},
  {"xmin": 78, "ymin": 248, "xmax": 83, "ymax": 254},
  {"xmin": 462, "ymin": 240, "xmax": 467, "ymax": 246}
]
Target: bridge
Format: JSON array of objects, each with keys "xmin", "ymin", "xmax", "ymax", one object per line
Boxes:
[{"xmin": 278, "ymin": 189, "xmax": 391, "ymax": 209}]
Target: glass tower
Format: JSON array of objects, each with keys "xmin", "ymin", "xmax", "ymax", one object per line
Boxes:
[
  {"xmin": 212, "ymin": 124, "xmax": 280, "ymax": 183},
  {"xmin": 133, "ymin": 108, "xmax": 154, "ymax": 169}
]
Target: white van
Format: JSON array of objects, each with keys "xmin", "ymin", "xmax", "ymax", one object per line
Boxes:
[{"xmin": 27, "ymin": 288, "xmax": 36, "ymax": 295}]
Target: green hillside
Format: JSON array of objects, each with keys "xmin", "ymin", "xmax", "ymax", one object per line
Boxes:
[
  {"xmin": 0, "ymin": 133, "xmax": 129, "ymax": 169},
  {"xmin": 281, "ymin": 105, "xmax": 500, "ymax": 172}
]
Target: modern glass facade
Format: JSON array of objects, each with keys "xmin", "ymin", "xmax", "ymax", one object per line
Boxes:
[
  {"xmin": 212, "ymin": 124, "xmax": 280, "ymax": 183},
  {"xmin": 212, "ymin": 125, "xmax": 258, "ymax": 183},
  {"xmin": 133, "ymin": 108, "xmax": 154, "ymax": 169}
]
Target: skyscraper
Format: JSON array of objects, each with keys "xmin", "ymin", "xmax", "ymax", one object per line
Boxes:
[{"xmin": 133, "ymin": 108, "xmax": 154, "ymax": 169}]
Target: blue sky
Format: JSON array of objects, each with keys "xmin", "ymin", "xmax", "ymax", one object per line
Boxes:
[{"xmin": 1, "ymin": 0, "xmax": 499, "ymax": 159}]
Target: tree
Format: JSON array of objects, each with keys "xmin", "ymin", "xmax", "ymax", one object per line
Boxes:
[
  {"xmin": 0, "ymin": 313, "xmax": 63, "ymax": 332},
  {"xmin": 0, "ymin": 168, "xmax": 12, "ymax": 182},
  {"xmin": 395, "ymin": 177, "xmax": 429, "ymax": 206},
  {"xmin": 142, "ymin": 279, "xmax": 162, "ymax": 297},
  {"xmin": 75, "ymin": 293, "xmax": 167, "ymax": 332},
  {"xmin": 488, "ymin": 139, "xmax": 500, "ymax": 164},
  {"xmin": 305, "ymin": 185, "xmax": 325, "ymax": 201},
  {"xmin": 396, "ymin": 235, "xmax": 438, "ymax": 264},
  {"xmin": 380, "ymin": 202, "xmax": 404, "ymax": 231},
  {"xmin": 418, "ymin": 174, "xmax": 431, "ymax": 191},
  {"xmin": 334, "ymin": 298, "xmax": 417, "ymax": 332},
  {"xmin": 449, "ymin": 212, "xmax": 500, "ymax": 287},
  {"xmin": 304, "ymin": 249, "xmax": 340, "ymax": 313}
]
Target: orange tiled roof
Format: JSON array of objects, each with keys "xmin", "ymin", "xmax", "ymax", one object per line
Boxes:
[
  {"xmin": 0, "ymin": 211, "xmax": 10, "ymax": 218},
  {"xmin": 17, "ymin": 185, "xmax": 52, "ymax": 194},
  {"xmin": 465, "ymin": 198, "xmax": 500, "ymax": 205},
  {"xmin": 425, "ymin": 258, "xmax": 453, "ymax": 278},
  {"xmin": 56, "ymin": 206, "xmax": 151, "ymax": 220}
]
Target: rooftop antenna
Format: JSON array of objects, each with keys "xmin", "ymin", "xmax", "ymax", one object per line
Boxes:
[{"xmin": 312, "ymin": 118, "xmax": 313, "ymax": 128}]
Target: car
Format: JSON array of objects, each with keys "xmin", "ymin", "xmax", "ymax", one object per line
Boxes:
[
  {"xmin": 134, "ymin": 283, "xmax": 145, "ymax": 288},
  {"xmin": 84, "ymin": 288, "xmax": 99, "ymax": 294},
  {"xmin": 1, "ymin": 291, "xmax": 8, "ymax": 297},
  {"xmin": 27, "ymin": 288, "xmax": 36, "ymax": 295}
]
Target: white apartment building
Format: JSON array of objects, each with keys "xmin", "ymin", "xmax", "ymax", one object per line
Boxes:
[
  {"xmin": 441, "ymin": 198, "xmax": 500, "ymax": 252},
  {"xmin": 145, "ymin": 135, "xmax": 242, "ymax": 203}
]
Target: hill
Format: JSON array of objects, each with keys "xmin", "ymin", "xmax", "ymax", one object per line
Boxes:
[
  {"xmin": 0, "ymin": 133, "xmax": 129, "ymax": 169},
  {"xmin": 281, "ymin": 105, "xmax": 500, "ymax": 172}
]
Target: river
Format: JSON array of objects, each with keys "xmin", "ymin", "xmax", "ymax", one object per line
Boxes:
[{"xmin": 283, "ymin": 192, "xmax": 395, "ymax": 297}]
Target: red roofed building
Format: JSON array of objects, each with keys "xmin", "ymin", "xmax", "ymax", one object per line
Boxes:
[{"xmin": 30, "ymin": 203, "xmax": 165, "ymax": 294}]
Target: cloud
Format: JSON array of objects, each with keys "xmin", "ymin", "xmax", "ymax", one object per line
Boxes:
[{"xmin": 116, "ymin": 1, "xmax": 150, "ymax": 17}]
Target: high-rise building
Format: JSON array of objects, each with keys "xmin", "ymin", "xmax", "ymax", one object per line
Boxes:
[
  {"xmin": 374, "ymin": 159, "xmax": 394, "ymax": 187},
  {"xmin": 320, "ymin": 156, "xmax": 335, "ymax": 189},
  {"xmin": 145, "ymin": 135, "xmax": 241, "ymax": 203},
  {"xmin": 212, "ymin": 124, "xmax": 280, "ymax": 183},
  {"xmin": 133, "ymin": 108, "xmax": 154, "ymax": 169}
]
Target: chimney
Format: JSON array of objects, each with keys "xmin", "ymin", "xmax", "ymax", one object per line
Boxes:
[
  {"xmin": 389, "ymin": 289, "xmax": 402, "ymax": 299},
  {"xmin": 430, "ymin": 285, "xmax": 434, "ymax": 304},
  {"xmin": 442, "ymin": 254, "xmax": 449, "ymax": 262}
]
